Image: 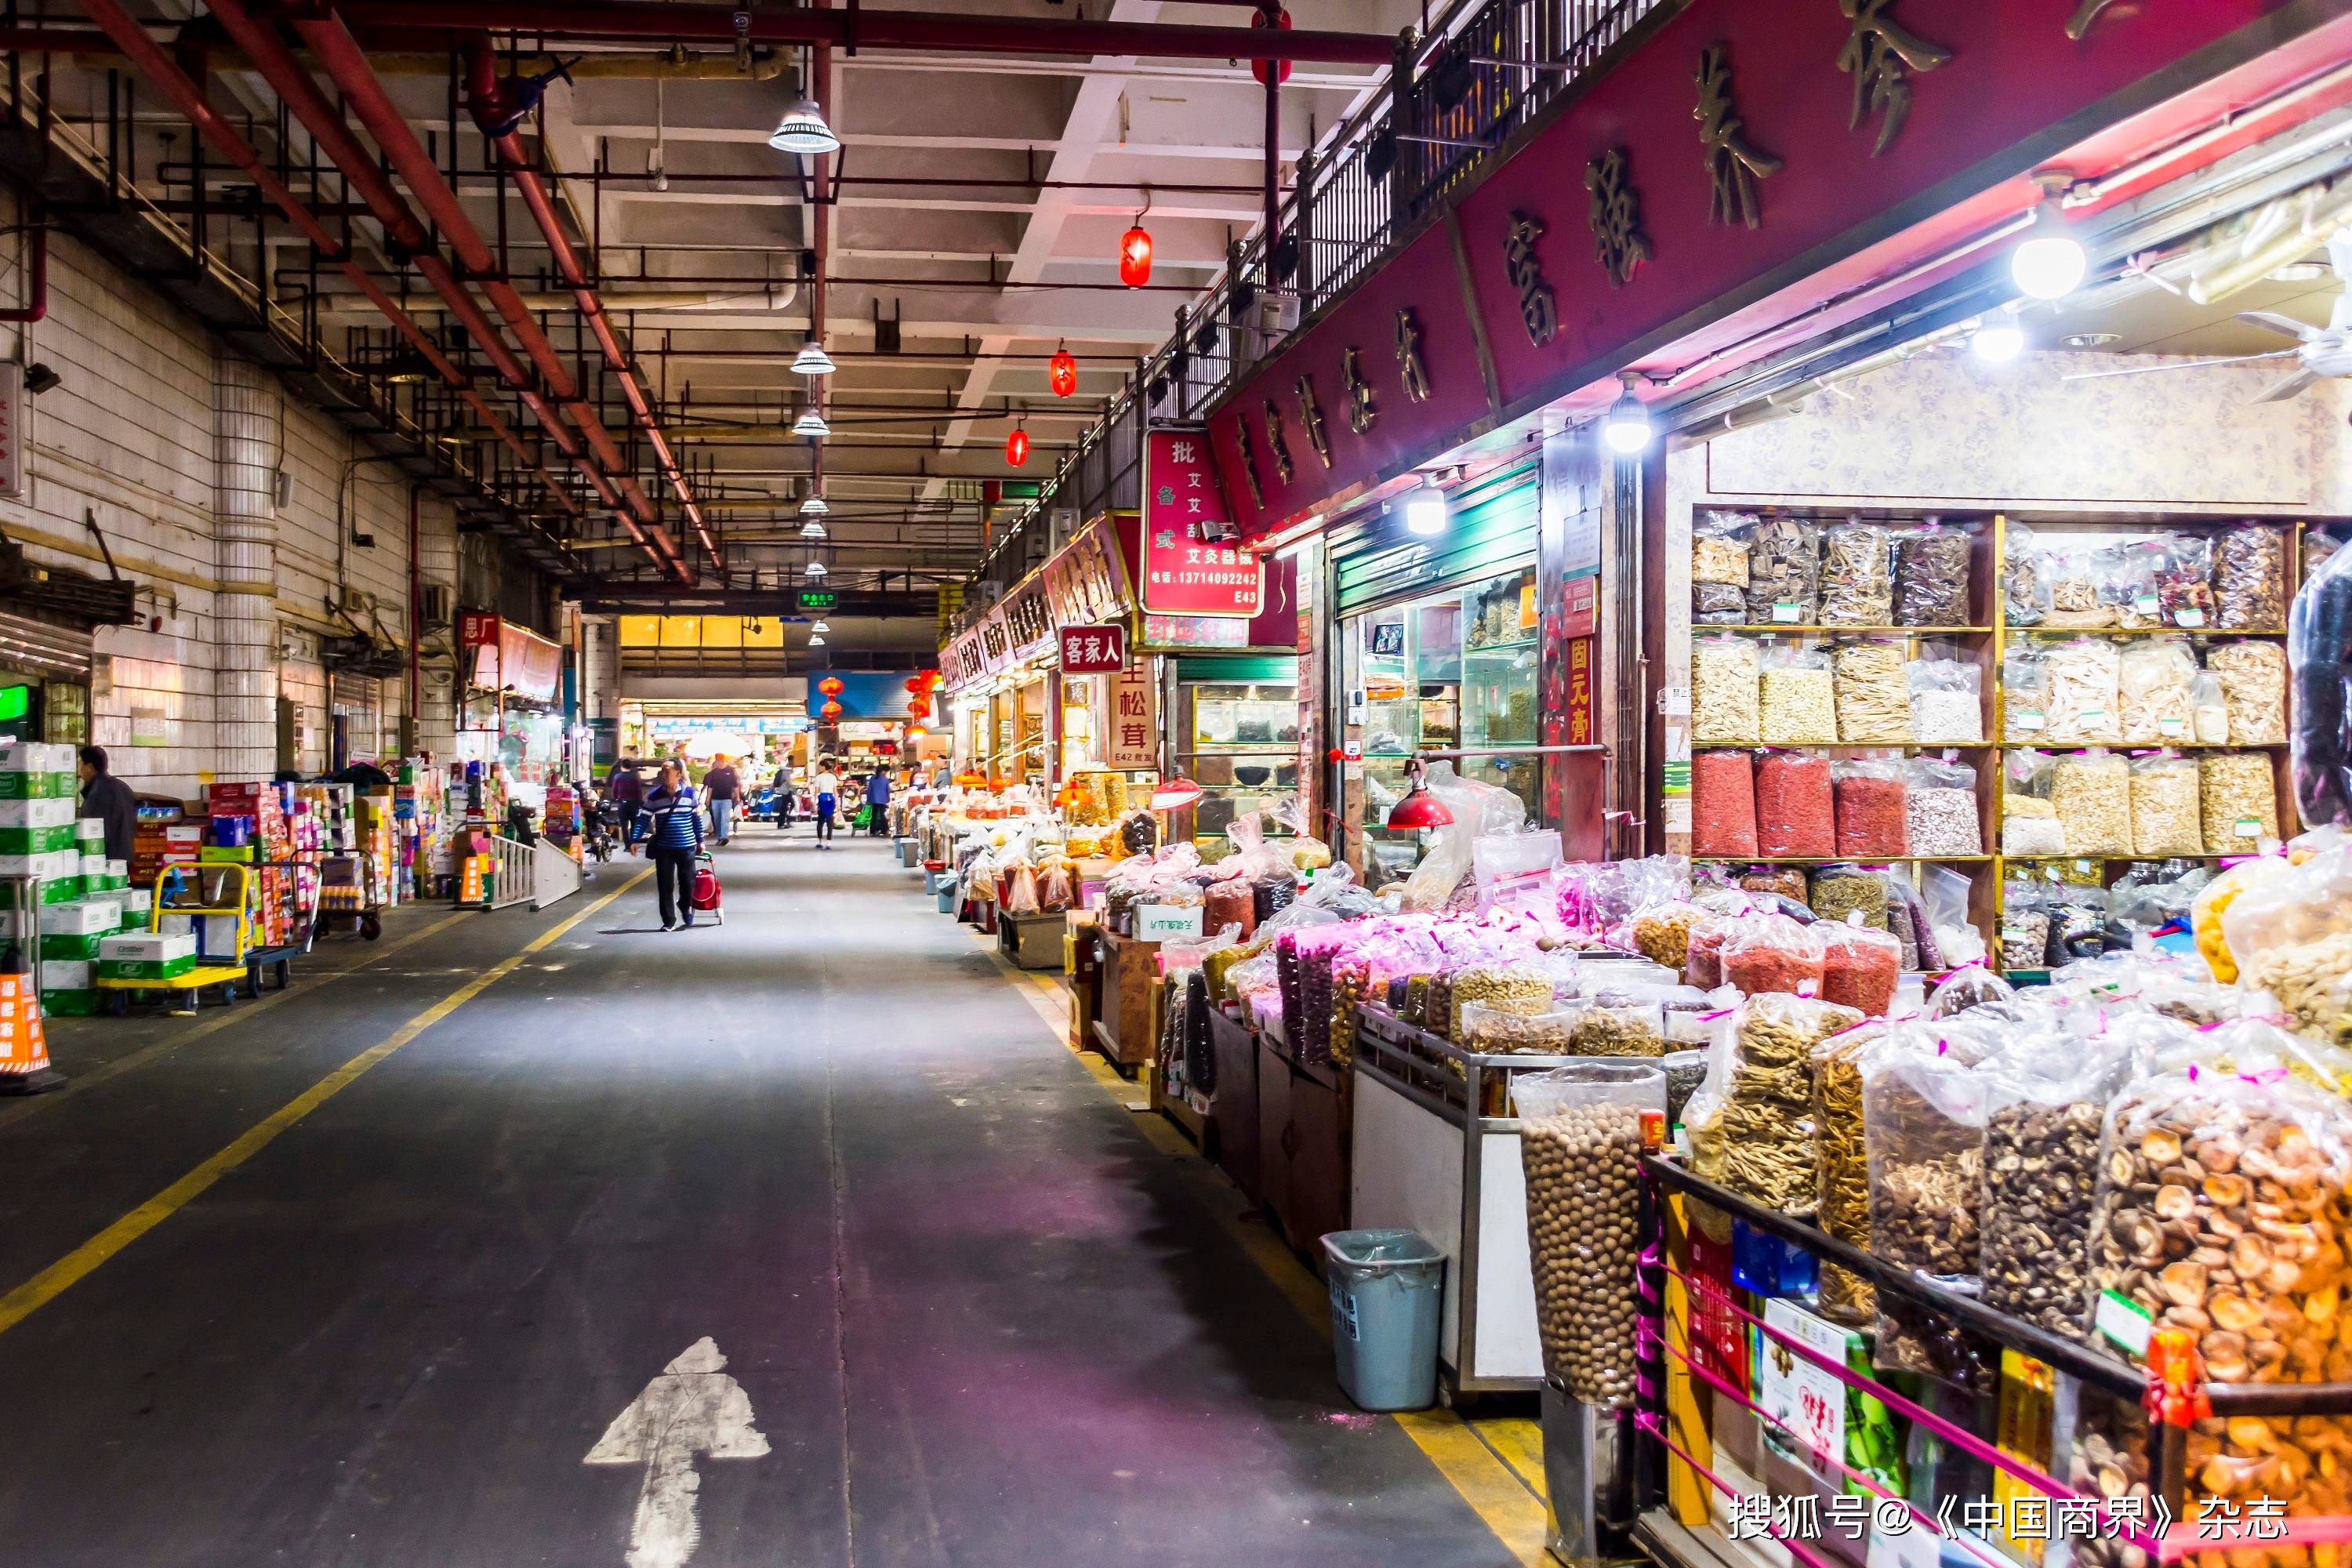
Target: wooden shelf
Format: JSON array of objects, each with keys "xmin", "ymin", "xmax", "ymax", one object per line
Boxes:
[
  {"xmin": 2004, "ymin": 624, "xmax": 2288, "ymax": 637},
  {"xmin": 1694, "ymin": 855, "xmax": 1992, "ymax": 865},
  {"xmin": 1693, "ymin": 742, "xmax": 1991, "ymax": 752},
  {"xmin": 1710, "ymin": 624, "xmax": 1991, "ymax": 635}
]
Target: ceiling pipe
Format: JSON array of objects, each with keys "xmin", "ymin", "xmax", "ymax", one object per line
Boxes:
[
  {"xmin": 311, "ymin": 2, "xmax": 1397, "ymax": 64},
  {"xmin": 289, "ymin": 9, "xmax": 692, "ymax": 582},
  {"xmin": 464, "ymin": 35, "xmax": 722, "ymax": 575},
  {"xmin": 66, "ymin": 0, "xmax": 586, "ymax": 562}
]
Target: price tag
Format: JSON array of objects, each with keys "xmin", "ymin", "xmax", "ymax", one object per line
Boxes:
[
  {"xmin": 2078, "ymin": 708, "xmax": 2107, "ymax": 726},
  {"xmin": 2013, "ymin": 710, "xmax": 2045, "ymax": 733},
  {"xmin": 2096, "ymin": 1289, "xmax": 2154, "ymax": 1356},
  {"xmin": 2175, "ymin": 608, "xmax": 2206, "ymax": 628},
  {"xmin": 2133, "ymin": 593, "xmax": 2162, "ymax": 616},
  {"xmin": 2158, "ymin": 717, "xmax": 2187, "ymax": 737},
  {"xmin": 1771, "ymin": 602, "xmax": 1802, "ymax": 625},
  {"xmin": 1134, "ymin": 904, "xmax": 1205, "ymax": 941},
  {"xmin": 2236, "ymin": 817, "xmax": 2263, "ymax": 839},
  {"xmin": 1758, "ymin": 1298, "xmax": 1851, "ymax": 1468}
]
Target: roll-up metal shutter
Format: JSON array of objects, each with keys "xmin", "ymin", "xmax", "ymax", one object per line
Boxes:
[{"xmin": 1329, "ymin": 459, "xmax": 1539, "ymax": 619}]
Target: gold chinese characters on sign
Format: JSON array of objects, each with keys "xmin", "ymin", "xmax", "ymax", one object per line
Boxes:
[
  {"xmin": 1342, "ymin": 347, "xmax": 1377, "ymax": 434},
  {"xmin": 1584, "ymin": 148, "xmax": 1650, "ymax": 287},
  {"xmin": 1695, "ymin": 44, "xmax": 1780, "ymax": 229},
  {"xmin": 1295, "ymin": 374, "xmax": 1332, "ymax": 469},
  {"xmin": 1503, "ymin": 212, "xmax": 1558, "ymax": 347},
  {"xmin": 1231, "ymin": 421, "xmax": 1265, "ymax": 507},
  {"xmin": 1836, "ymin": 0, "xmax": 1950, "ymax": 156},
  {"xmin": 1395, "ymin": 309, "xmax": 1432, "ymax": 402},
  {"xmin": 1262, "ymin": 401, "xmax": 1295, "ymax": 484}
]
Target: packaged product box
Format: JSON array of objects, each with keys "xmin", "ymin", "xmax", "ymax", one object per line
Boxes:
[
  {"xmin": 198, "ymin": 844, "xmax": 260, "ymax": 863},
  {"xmin": 100, "ymin": 932, "xmax": 197, "ymax": 964},
  {"xmin": 40, "ymin": 988, "xmax": 96, "ymax": 1016},
  {"xmin": 96, "ymin": 956, "xmax": 193, "ymax": 981},
  {"xmin": 40, "ymin": 899, "xmax": 116, "ymax": 936},
  {"xmin": 159, "ymin": 912, "xmax": 194, "ymax": 937},
  {"xmin": 81, "ymin": 894, "xmax": 122, "ymax": 931},
  {"xmin": 0, "ymin": 797, "xmax": 74, "ymax": 829},
  {"xmin": 38, "ymin": 930, "xmax": 103, "ymax": 960},
  {"xmin": 78, "ymin": 853, "xmax": 107, "ymax": 880},
  {"xmin": 73, "ymin": 815, "xmax": 103, "ymax": 844},
  {"xmin": 38, "ymin": 877, "xmax": 81, "ymax": 905},
  {"xmin": 42, "ymin": 958, "xmax": 91, "ymax": 989},
  {"xmin": 0, "ymin": 822, "xmax": 72, "ymax": 855},
  {"xmin": 196, "ymin": 914, "xmax": 241, "ymax": 957}
]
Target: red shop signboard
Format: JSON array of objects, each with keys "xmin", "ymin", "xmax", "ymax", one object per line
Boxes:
[
  {"xmin": 1205, "ymin": 0, "xmax": 2347, "ymax": 538},
  {"xmin": 1142, "ymin": 428, "xmax": 1262, "ymax": 619},
  {"xmin": 1058, "ymin": 623, "xmax": 1127, "ymax": 675}
]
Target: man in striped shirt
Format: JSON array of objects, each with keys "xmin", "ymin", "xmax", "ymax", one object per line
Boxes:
[{"xmin": 640, "ymin": 759, "xmax": 705, "ymax": 930}]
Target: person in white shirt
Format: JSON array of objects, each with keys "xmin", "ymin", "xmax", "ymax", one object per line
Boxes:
[{"xmin": 812, "ymin": 759, "xmax": 841, "ymax": 847}]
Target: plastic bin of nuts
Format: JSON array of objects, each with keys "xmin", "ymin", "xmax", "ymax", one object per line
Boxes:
[{"xmin": 1516, "ymin": 1062, "xmax": 1664, "ymax": 1408}]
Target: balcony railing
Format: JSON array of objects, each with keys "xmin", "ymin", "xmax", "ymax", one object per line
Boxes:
[{"xmin": 966, "ymin": 0, "xmax": 1661, "ymax": 602}]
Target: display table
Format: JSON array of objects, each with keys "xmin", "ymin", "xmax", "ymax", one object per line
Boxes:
[
  {"xmin": 996, "ymin": 909, "xmax": 1064, "ymax": 971},
  {"xmin": 1207, "ymin": 1006, "xmax": 1261, "ymax": 1203},
  {"xmin": 1255, "ymin": 1017, "xmax": 1348, "ymax": 1263},
  {"xmin": 1089, "ymin": 926, "xmax": 1159, "ymax": 1070},
  {"xmin": 1348, "ymin": 1003, "xmax": 1573, "ymax": 1395}
]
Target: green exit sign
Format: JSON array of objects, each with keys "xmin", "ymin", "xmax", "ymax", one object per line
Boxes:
[{"xmin": 797, "ymin": 590, "xmax": 838, "ymax": 611}]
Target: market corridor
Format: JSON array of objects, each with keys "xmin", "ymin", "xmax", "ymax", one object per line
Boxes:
[{"xmin": 0, "ymin": 833, "xmax": 1523, "ymax": 1568}]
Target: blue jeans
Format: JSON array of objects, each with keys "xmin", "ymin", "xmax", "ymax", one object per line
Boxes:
[{"xmin": 708, "ymin": 797, "xmax": 734, "ymax": 842}]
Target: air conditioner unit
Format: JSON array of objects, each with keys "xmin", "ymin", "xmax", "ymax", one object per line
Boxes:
[{"xmin": 419, "ymin": 583, "xmax": 454, "ymax": 629}]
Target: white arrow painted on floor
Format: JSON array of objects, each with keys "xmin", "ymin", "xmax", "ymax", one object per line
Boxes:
[{"xmin": 584, "ymin": 1337, "xmax": 771, "ymax": 1568}]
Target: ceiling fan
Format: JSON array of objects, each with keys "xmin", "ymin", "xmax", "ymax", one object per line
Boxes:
[{"xmin": 2062, "ymin": 228, "xmax": 2352, "ymax": 404}]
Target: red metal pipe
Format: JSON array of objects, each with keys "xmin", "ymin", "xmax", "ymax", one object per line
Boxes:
[
  {"xmin": 292, "ymin": 11, "xmax": 691, "ymax": 580},
  {"xmin": 67, "ymin": 0, "xmax": 587, "ymax": 546},
  {"xmin": 463, "ymin": 36, "xmax": 720, "ymax": 575},
  {"xmin": 318, "ymin": 2, "xmax": 1396, "ymax": 64},
  {"xmin": 0, "ymin": 219, "xmax": 45, "ymax": 323}
]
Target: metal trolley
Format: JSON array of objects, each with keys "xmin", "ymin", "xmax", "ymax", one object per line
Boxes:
[{"xmin": 96, "ymin": 863, "xmax": 256, "ymax": 1012}]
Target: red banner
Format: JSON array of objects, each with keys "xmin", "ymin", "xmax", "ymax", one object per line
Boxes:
[
  {"xmin": 1058, "ymin": 623, "xmax": 1127, "ymax": 675},
  {"xmin": 1143, "ymin": 429, "xmax": 1263, "ymax": 618}
]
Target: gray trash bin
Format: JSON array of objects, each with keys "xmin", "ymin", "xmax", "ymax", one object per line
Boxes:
[{"xmin": 1319, "ymin": 1229, "xmax": 1446, "ymax": 1411}]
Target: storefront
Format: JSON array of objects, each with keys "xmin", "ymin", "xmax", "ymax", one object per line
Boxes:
[{"xmin": 456, "ymin": 612, "xmax": 567, "ymax": 786}]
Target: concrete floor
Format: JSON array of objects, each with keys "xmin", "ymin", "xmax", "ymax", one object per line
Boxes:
[{"xmin": 0, "ymin": 830, "xmax": 1523, "ymax": 1568}]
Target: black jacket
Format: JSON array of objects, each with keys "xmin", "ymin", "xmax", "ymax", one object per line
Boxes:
[{"xmin": 82, "ymin": 772, "xmax": 138, "ymax": 865}]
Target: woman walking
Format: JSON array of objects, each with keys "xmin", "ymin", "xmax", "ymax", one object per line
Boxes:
[
  {"xmin": 640, "ymin": 759, "xmax": 705, "ymax": 929},
  {"xmin": 812, "ymin": 757, "xmax": 840, "ymax": 848}
]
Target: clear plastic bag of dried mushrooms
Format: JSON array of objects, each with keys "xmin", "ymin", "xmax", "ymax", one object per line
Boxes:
[
  {"xmin": 1861, "ymin": 1020, "xmax": 2000, "ymax": 1381},
  {"xmin": 1515, "ymin": 1061, "xmax": 1664, "ymax": 1408},
  {"xmin": 1976, "ymin": 1026, "xmax": 2136, "ymax": 1339}
]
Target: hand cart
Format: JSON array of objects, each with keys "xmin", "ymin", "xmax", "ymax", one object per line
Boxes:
[
  {"xmin": 97, "ymin": 863, "xmax": 254, "ymax": 1014},
  {"xmin": 241, "ymin": 853, "xmax": 317, "ymax": 997},
  {"xmin": 311, "ymin": 851, "xmax": 387, "ymax": 940}
]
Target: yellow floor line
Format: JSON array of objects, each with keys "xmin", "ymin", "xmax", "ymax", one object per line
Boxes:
[
  {"xmin": 0, "ymin": 869, "xmax": 652, "ymax": 1338},
  {"xmin": 0, "ymin": 909, "xmax": 477, "ymax": 1127},
  {"xmin": 979, "ymin": 926, "xmax": 1552, "ymax": 1565}
]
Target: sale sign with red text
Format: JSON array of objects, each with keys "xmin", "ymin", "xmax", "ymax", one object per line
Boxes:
[{"xmin": 1143, "ymin": 429, "xmax": 1261, "ymax": 619}]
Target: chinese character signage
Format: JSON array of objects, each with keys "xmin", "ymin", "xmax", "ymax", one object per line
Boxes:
[
  {"xmin": 1058, "ymin": 623, "xmax": 1126, "ymax": 675},
  {"xmin": 1000, "ymin": 577, "xmax": 1054, "ymax": 659},
  {"xmin": 1105, "ymin": 663, "xmax": 1158, "ymax": 771},
  {"xmin": 1144, "ymin": 428, "xmax": 1262, "ymax": 619},
  {"xmin": 1042, "ymin": 515, "xmax": 1134, "ymax": 630},
  {"xmin": 459, "ymin": 611, "xmax": 500, "ymax": 648}
]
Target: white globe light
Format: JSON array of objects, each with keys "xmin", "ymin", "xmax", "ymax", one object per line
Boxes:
[
  {"xmin": 1401, "ymin": 480, "xmax": 1447, "ymax": 535},
  {"xmin": 1971, "ymin": 320, "xmax": 2027, "ymax": 362},
  {"xmin": 2011, "ymin": 223, "xmax": 2087, "ymax": 301}
]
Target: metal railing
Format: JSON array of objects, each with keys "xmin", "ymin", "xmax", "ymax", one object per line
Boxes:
[
  {"xmin": 967, "ymin": 0, "xmax": 1661, "ymax": 602},
  {"xmin": 488, "ymin": 836, "xmax": 537, "ymax": 910}
]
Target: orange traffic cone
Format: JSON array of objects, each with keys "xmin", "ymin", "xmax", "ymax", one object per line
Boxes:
[{"xmin": 0, "ymin": 939, "xmax": 61, "ymax": 1094}]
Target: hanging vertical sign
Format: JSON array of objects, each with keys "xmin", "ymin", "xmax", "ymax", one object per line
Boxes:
[
  {"xmin": 1143, "ymin": 428, "xmax": 1262, "ymax": 619},
  {"xmin": 0, "ymin": 362, "xmax": 21, "ymax": 502},
  {"xmin": 1057, "ymin": 624, "xmax": 1127, "ymax": 675},
  {"xmin": 1105, "ymin": 663, "xmax": 1158, "ymax": 771}
]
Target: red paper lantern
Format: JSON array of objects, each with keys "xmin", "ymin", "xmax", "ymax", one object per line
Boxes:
[
  {"xmin": 820, "ymin": 699, "xmax": 844, "ymax": 719},
  {"xmin": 818, "ymin": 676, "xmax": 845, "ymax": 697},
  {"xmin": 1118, "ymin": 223, "xmax": 1152, "ymax": 288},
  {"xmin": 906, "ymin": 700, "xmax": 931, "ymax": 720},
  {"xmin": 904, "ymin": 676, "xmax": 925, "ymax": 694},
  {"xmin": 1048, "ymin": 347, "xmax": 1077, "ymax": 397},
  {"xmin": 1249, "ymin": 6, "xmax": 1293, "ymax": 85},
  {"xmin": 1004, "ymin": 427, "xmax": 1029, "ymax": 466}
]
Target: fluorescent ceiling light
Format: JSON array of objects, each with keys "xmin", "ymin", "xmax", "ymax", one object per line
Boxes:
[
  {"xmin": 800, "ymin": 520, "xmax": 827, "ymax": 539},
  {"xmin": 792, "ymin": 339, "xmax": 837, "ymax": 376},
  {"xmin": 806, "ymin": 560, "xmax": 828, "ymax": 578},
  {"xmin": 811, "ymin": 619, "xmax": 830, "ymax": 633},
  {"xmin": 808, "ymin": 633, "xmax": 826, "ymax": 647},
  {"xmin": 768, "ymin": 98, "xmax": 839, "ymax": 155},
  {"xmin": 799, "ymin": 492, "xmax": 829, "ymax": 517},
  {"xmin": 792, "ymin": 411, "xmax": 830, "ymax": 437}
]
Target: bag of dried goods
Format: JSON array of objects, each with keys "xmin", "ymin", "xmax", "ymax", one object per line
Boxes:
[
  {"xmin": 2208, "ymin": 640, "xmax": 2288, "ymax": 746},
  {"xmin": 2117, "ymin": 636, "xmax": 2198, "ymax": 744},
  {"xmin": 1755, "ymin": 750, "xmax": 1835, "ymax": 859},
  {"xmin": 1737, "ymin": 862, "xmax": 1813, "ymax": 906},
  {"xmin": 1203, "ymin": 877, "xmax": 1255, "ymax": 938},
  {"xmin": 1928, "ymin": 960, "xmax": 2016, "ymax": 1018},
  {"xmin": 2103, "ymin": 543, "xmax": 2164, "ymax": 629},
  {"xmin": 2190, "ymin": 670, "xmax": 2231, "ymax": 746},
  {"xmin": 2201, "ymin": 751, "xmax": 2280, "ymax": 854},
  {"xmin": 1820, "ymin": 918, "xmax": 1902, "ymax": 1016},
  {"xmin": 1448, "ymin": 962, "xmax": 1554, "ymax": 1042},
  {"xmin": 2194, "ymin": 855, "xmax": 2292, "ymax": 983},
  {"xmin": 1693, "ymin": 634, "xmax": 1762, "ymax": 744},
  {"xmin": 2291, "ymin": 538, "xmax": 2352, "ymax": 829},
  {"xmin": 2159, "ymin": 534, "xmax": 2217, "ymax": 628},
  {"xmin": 1632, "ymin": 899, "xmax": 1704, "ymax": 970},
  {"xmin": 1461, "ymin": 1000, "xmax": 1577, "ymax": 1056},
  {"xmin": 2129, "ymin": 751, "xmax": 2206, "ymax": 858},
  {"xmin": 1809, "ymin": 863, "xmax": 1889, "ymax": 930},
  {"xmin": 2044, "ymin": 546, "xmax": 2117, "ymax": 628},
  {"xmin": 1919, "ymin": 863, "xmax": 1984, "ymax": 968},
  {"xmin": 2084, "ymin": 1067, "xmax": 2352, "ymax": 1388},
  {"xmin": 1885, "ymin": 887, "xmax": 1921, "ymax": 969},
  {"xmin": 1977, "ymin": 1029, "xmax": 2136, "ymax": 1338},
  {"xmin": 1832, "ymin": 757, "xmax": 1908, "ymax": 858},
  {"xmin": 1744, "ymin": 514, "xmax": 1821, "ymax": 625},
  {"xmin": 1893, "ymin": 869, "xmax": 1945, "ymax": 971},
  {"xmin": 1517, "ymin": 1061, "xmax": 1664, "ymax": 1406},
  {"xmin": 1999, "ymin": 881, "xmax": 2054, "ymax": 971},
  {"xmin": 1687, "ymin": 991, "xmax": 1862, "ymax": 1214},
  {"xmin": 1693, "ymin": 581, "xmax": 1748, "ymax": 624},
  {"xmin": 1692, "ymin": 510, "xmax": 1752, "ymax": 593},
  {"xmin": 2220, "ymin": 844, "xmax": 2352, "ymax": 1046},
  {"xmin": 1832, "ymin": 639, "xmax": 1913, "ymax": 743},
  {"xmin": 2002, "ymin": 750, "xmax": 2067, "ymax": 858},
  {"xmin": 1905, "ymin": 657, "xmax": 1984, "ymax": 745},
  {"xmin": 1682, "ymin": 897, "xmax": 1757, "ymax": 989},
  {"xmin": 2002, "ymin": 646, "xmax": 2051, "ymax": 742},
  {"xmin": 1690, "ymin": 751, "xmax": 1758, "ymax": 858},
  {"xmin": 1036, "ymin": 859, "xmax": 1075, "ymax": 913},
  {"xmin": 1819, "ymin": 520, "xmax": 1894, "ymax": 627},
  {"xmin": 2053, "ymin": 750, "xmax": 2133, "ymax": 859},
  {"xmin": 1568, "ymin": 996, "xmax": 1666, "ymax": 1057},
  {"xmin": 1894, "ymin": 520, "xmax": 1973, "ymax": 628},
  {"xmin": 2044, "ymin": 637, "xmax": 2123, "ymax": 744},
  {"xmin": 1813, "ymin": 1018, "xmax": 1896, "ymax": 1323},
  {"xmin": 1861, "ymin": 1022, "xmax": 1998, "ymax": 1374},
  {"xmin": 2214, "ymin": 524, "xmax": 2288, "ymax": 630},
  {"xmin": 2004, "ymin": 521, "xmax": 2048, "ymax": 626},
  {"xmin": 1721, "ymin": 911, "xmax": 1828, "ymax": 998},
  {"xmin": 1759, "ymin": 644, "xmax": 1837, "ymax": 744},
  {"xmin": 1904, "ymin": 755, "xmax": 1981, "ymax": 858}
]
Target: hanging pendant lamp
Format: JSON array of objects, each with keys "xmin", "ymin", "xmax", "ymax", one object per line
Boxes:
[
  {"xmin": 1005, "ymin": 423, "xmax": 1030, "ymax": 466},
  {"xmin": 1048, "ymin": 344, "xmax": 1078, "ymax": 397},
  {"xmin": 1119, "ymin": 201, "xmax": 1154, "ymax": 289},
  {"xmin": 1385, "ymin": 757, "xmax": 1455, "ymax": 829}
]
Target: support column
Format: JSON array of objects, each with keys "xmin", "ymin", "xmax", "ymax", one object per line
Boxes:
[{"xmin": 212, "ymin": 354, "xmax": 278, "ymax": 779}]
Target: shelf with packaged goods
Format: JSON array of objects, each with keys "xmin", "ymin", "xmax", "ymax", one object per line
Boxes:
[
  {"xmin": 1693, "ymin": 742, "xmax": 1994, "ymax": 753},
  {"xmin": 1705, "ymin": 623, "xmax": 1993, "ymax": 636},
  {"xmin": 1461, "ymin": 635, "xmax": 1541, "ymax": 655},
  {"xmin": 1693, "ymin": 855, "xmax": 1993, "ymax": 865},
  {"xmin": 2004, "ymin": 624, "xmax": 2288, "ymax": 637}
]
